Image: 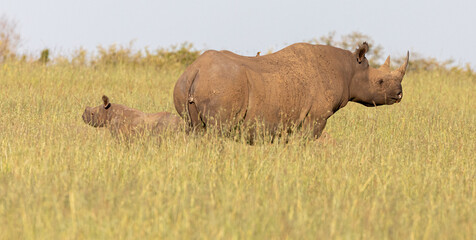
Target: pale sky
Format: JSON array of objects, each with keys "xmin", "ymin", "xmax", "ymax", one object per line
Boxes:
[{"xmin": 2, "ymin": 0, "xmax": 476, "ymax": 67}]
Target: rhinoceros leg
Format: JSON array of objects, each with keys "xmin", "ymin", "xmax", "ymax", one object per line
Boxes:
[
  {"xmin": 300, "ymin": 116, "xmax": 328, "ymax": 139},
  {"xmin": 313, "ymin": 118, "xmax": 327, "ymax": 139}
]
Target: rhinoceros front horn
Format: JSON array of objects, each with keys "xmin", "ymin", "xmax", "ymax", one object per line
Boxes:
[{"xmin": 393, "ymin": 51, "xmax": 409, "ymax": 80}]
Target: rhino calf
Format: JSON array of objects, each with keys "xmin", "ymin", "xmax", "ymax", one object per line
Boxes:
[{"xmin": 82, "ymin": 95, "xmax": 184, "ymax": 137}]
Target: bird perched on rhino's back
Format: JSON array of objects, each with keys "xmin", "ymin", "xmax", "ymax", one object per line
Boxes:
[
  {"xmin": 173, "ymin": 42, "xmax": 409, "ymax": 141},
  {"xmin": 82, "ymin": 95, "xmax": 184, "ymax": 137}
]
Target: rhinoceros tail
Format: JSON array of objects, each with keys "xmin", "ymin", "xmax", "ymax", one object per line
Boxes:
[{"xmin": 185, "ymin": 70, "xmax": 203, "ymax": 129}]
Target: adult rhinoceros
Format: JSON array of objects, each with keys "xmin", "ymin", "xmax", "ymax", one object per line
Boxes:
[{"xmin": 173, "ymin": 42, "xmax": 409, "ymax": 140}]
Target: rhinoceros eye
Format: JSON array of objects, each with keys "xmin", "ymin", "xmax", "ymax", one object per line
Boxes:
[{"xmin": 378, "ymin": 79, "xmax": 384, "ymax": 85}]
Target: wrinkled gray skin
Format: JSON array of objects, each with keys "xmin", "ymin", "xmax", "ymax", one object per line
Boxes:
[
  {"xmin": 174, "ymin": 42, "xmax": 409, "ymax": 141},
  {"xmin": 82, "ymin": 95, "xmax": 184, "ymax": 136}
]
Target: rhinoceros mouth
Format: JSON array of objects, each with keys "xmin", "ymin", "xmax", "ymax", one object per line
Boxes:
[
  {"xmin": 358, "ymin": 101, "xmax": 381, "ymax": 107},
  {"xmin": 389, "ymin": 97, "xmax": 402, "ymax": 104}
]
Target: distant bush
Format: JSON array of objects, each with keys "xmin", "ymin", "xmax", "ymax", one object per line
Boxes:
[
  {"xmin": 83, "ymin": 42, "xmax": 199, "ymax": 68},
  {"xmin": 0, "ymin": 21, "xmax": 473, "ymax": 75},
  {"xmin": 0, "ymin": 15, "xmax": 21, "ymax": 63},
  {"xmin": 309, "ymin": 32, "xmax": 474, "ymax": 75},
  {"xmin": 392, "ymin": 52, "xmax": 473, "ymax": 74},
  {"xmin": 38, "ymin": 49, "xmax": 49, "ymax": 64},
  {"xmin": 50, "ymin": 41, "xmax": 201, "ymax": 69},
  {"xmin": 308, "ymin": 31, "xmax": 385, "ymax": 68},
  {"xmin": 93, "ymin": 41, "xmax": 142, "ymax": 66}
]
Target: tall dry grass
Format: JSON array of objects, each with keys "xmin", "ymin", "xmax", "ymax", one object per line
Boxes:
[{"xmin": 0, "ymin": 59, "xmax": 474, "ymax": 239}]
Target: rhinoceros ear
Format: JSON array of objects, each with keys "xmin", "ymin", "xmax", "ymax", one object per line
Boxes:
[
  {"xmin": 102, "ymin": 95, "xmax": 111, "ymax": 109},
  {"xmin": 354, "ymin": 42, "xmax": 369, "ymax": 64}
]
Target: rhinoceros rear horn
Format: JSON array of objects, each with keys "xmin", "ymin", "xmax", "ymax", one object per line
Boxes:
[
  {"xmin": 393, "ymin": 51, "xmax": 409, "ymax": 80},
  {"xmin": 354, "ymin": 42, "xmax": 369, "ymax": 64},
  {"xmin": 379, "ymin": 56, "xmax": 391, "ymax": 71}
]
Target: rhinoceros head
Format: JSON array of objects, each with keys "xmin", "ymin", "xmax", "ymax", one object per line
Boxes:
[
  {"xmin": 82, "ymin": 95, "xmax": 112, "ymax": 127},
  {"xmin": 350, "ymin": 42, "xmax": 409, "ymax": 107}
]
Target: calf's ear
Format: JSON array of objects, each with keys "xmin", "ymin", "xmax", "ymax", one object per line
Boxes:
[
  {"xmin": 354, "ymin": 42, "xmax": 369, "ymax": 64},
  {"xmin": 102, "ymin": 95, "xmax": 110, "ymax": 107}
]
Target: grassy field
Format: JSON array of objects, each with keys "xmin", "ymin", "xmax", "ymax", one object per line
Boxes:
[{"xmin": 0, "ymin": 62, "xmax": 474, "ymax": 239}]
